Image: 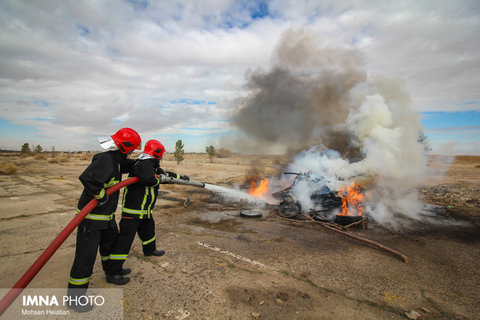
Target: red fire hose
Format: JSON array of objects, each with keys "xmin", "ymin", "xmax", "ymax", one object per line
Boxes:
[{"xmin": 0, "ymin": 177, "xmax": 139, "ymax": 317}]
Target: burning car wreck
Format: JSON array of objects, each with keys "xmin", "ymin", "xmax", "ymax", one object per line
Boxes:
[
  {"xmin": 245, "ymin": 170, "xmax": 408, "ymax": 263},
  {"xmin": 271, "ymin": 171, "xmax": 369, "ymax": 228}
]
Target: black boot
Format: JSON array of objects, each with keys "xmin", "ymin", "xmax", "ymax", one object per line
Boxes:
[
  {"xmin": 106, "ymin": 274, "xmax": 130, "ymax": 285},
  {"xmin": 66, "ymin": 301, "xmax": 94, "ymax": 313},
  {"xmin": 121, "ymin": 268, "xmax": 131, "ymax": 275},
  {"xmin": 66, "ymin": 287, "xmax": 92, "ymax": 313},
  {"xmin": 104, "ymin": 268, "xmax": 131, "ymax": 276},
  {"xmin": 145, "ymin": 250, "xmax": 165, "ymax": 257}
]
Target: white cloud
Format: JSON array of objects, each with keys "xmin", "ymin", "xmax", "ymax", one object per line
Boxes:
[{"xmin": 0, "ymin": 0, "xmax": 478, "ymax": 152}]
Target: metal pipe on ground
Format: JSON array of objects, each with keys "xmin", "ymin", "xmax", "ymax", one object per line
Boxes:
[{"xmin": 302, "ymin": 213, "xmax": 409, "ymax": 263}]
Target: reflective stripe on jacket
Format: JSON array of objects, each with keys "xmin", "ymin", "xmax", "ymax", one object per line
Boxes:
[
  {"xmin": 76, "ymin": 150, "xmax": 134, "ymax": 227},
  {"xmin": 122, "ymin": 158, "xmax": 161, "ymax": 219},
  {"xmin": 76, "ymin": 209, "xmax": 115, "ymax": 221}
]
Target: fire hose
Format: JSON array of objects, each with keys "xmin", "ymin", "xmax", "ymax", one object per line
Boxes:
[{"xmin": 0, "ymin": 174, "xmax": 205, "ymax": 316}]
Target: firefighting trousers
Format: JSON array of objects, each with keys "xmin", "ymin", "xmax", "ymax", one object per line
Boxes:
[
  {"xmin": 67, "ymin": 220, "xmax": 118, "ymax": 296},
  {"xmin": 105, "ymin": 217, "xmax": 156, "ymax": 275}
]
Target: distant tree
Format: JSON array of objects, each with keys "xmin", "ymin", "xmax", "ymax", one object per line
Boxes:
[
  {"xmin": 21, "ymin": 143, "xmax": 31, "ymax": 154},
  {"xmin": 417, "ymin": 131, "xmax": 432, "ymax": 153},
  {"xmin": 205, "ymin": 145, "xmax": 216, "ymax": 162},
  {"xmin": 174, "ymin": 139, "xmax": 185, "ymax": 165},
  {"xmin": 34, "ymin": 145, "xmax": 43, "ymax": 153}
]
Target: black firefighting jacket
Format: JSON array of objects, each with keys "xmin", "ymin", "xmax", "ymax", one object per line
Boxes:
[
  {"xmin": 121, "ymin": 158, "xmax": 178, "ymax": 219},
  {"xmin": 77, "ymin": 150, "xmax": 134, "ymax": 229}
]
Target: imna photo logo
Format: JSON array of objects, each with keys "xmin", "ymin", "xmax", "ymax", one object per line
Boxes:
[{"xmin": 22, "ymin": 294, "xmax": 105, "ymax": 307}]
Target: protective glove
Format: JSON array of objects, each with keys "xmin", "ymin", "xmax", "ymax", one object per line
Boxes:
[
  {"xmin": 166, "ymin": 171, "xmax": 177, "ymax": 178},
  {"xmin": 156, "ymin": 168, "xmax": 184, "ymax": 179},
  {"xmin": 180, "ymin": 174, "xmax": 190, "ymax": 181}
]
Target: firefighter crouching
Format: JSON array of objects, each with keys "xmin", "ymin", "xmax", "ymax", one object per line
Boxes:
[
  {"xmin": 67, "ymin": 128, "xmax": 141, "ymax": 313},
  {"xmin": 105, "ymin": 139, "xmax": 190, "ymax": 279}
]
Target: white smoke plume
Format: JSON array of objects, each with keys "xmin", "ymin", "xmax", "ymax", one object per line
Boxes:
[
  {"xmin": 284, "ymin": 82, "xmax": 430, "ymax": 230},
  {"xmin": 231, "ymin": 28, "xmax": 436, "ymax": 230}
]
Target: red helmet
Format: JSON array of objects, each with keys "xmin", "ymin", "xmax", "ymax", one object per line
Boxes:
[
  {"xmin": 143, "ymin": 139, "xmax": 165, "ymax": 159},
  {"xmin": 111, "ymin": 128, "xmax": 141, "ymax": 153}
]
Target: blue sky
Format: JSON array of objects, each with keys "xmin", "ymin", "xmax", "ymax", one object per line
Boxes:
[
  {"xmin": 421, "ymin": 111, "xmax": 480, "ymax": 154},
  {"xmin": 0, "ymin": 0, "xmax": 479, "ymax": 155},
  {"xmin": 0, "ymin": 119, "xmax": 37, "ymax": 145}
]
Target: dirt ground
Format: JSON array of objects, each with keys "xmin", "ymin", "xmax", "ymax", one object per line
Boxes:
[{"xmin": 0, "ymin": 152, "xmax": 479, "ymax": 320}]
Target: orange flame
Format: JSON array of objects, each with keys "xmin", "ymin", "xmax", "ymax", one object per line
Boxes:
[
  {"xmin": 249, "ymin": 178, "xmax": 269, "ymax": 197},
  {"xmin": 337, "ymin": 182, "xmax": 365, "ymax": 216}
]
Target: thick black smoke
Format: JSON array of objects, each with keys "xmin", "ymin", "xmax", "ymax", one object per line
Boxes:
[{"xmin": 232, "ymin": 28, "xmax": 366, "ymax": 157}]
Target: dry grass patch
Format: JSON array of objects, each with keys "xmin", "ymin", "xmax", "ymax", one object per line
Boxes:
[
  {"xmin": 79, "ymin": 153, "xmax": 93, "ymax": 161},
  {"xmin": 34, "ymin": 154, "xmax": 48, "ymax": 161},
  {"xmin": 0, "ymin": 162, "xmax": 18, "ymax": 175},
  {"xmin": 13, "ymin": 158, "xmax": 34, "ymax": 166},
  {"xmin": 23, "ymin": 165, "xmax": 39, "ymax": 174},
  {"xmin": 48, "ymin": 156, "xmax": 70, "ymax": 164}
]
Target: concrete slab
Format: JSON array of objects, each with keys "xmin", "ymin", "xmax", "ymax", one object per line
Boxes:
[{"xmin": 0, "ymin": 194, "xmax": 71, "ymax": 219}]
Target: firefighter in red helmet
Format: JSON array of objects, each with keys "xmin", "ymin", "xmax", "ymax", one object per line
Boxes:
[
  {"xmin": 105, "ymin": 139, "xmax": 190, "ymax": 278},
  {"xmin": 67, "ymin": 128, "xmax": 141, "ymax": 313}
]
